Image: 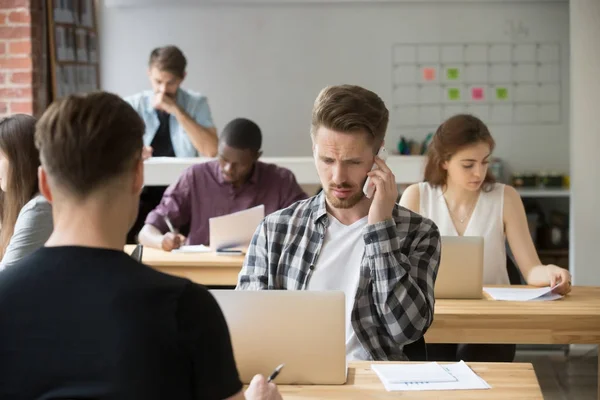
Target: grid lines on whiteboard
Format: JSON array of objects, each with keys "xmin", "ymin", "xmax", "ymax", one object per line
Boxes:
[{"xmin": 391, "ymin": 43, "xmax": 561, "ymax": 128}]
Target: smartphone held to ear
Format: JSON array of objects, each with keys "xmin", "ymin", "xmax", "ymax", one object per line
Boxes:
[{"xmin": 363, "ymin": 147, "xmax": 388, "ymax": 198}]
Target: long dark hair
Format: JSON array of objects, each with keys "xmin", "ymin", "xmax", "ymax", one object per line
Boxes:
[
  {"xmin": 424, "ymin": 114, "xmax": 496, "ymax": 191},
  {"xmin": 0, "ymin": 114, "xmax": 40, "ymax": 257}
]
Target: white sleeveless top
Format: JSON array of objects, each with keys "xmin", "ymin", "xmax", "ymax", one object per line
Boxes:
[{"xmin": 418, "ymin": 182, "xmax": 509, "ymax": 285}]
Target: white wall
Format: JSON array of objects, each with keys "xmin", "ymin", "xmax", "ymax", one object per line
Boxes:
[
  {"xmin": 99, "ymin": 1, "xmax": 570, "ymax": 175},
  {"xmin": 570, "ymin": 0, "xmax": 600, "ymax": 286}
]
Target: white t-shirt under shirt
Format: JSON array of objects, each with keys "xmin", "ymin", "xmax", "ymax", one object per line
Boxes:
[{"xmin": 306, "ymin": 213, "xmax": 369, "ymax": 361}]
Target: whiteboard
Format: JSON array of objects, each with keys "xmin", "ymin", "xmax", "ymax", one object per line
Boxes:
[
  {"xmin": 392, "ymin": 41, "xmax": 562, "ymax": 127},
  {"xmin": 100, "ymin": 1, "xmax": 570, "ymax": 172}
]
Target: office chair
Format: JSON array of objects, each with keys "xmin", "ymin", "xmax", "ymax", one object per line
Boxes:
[
  {"xmin": 130, "ymin": 244, "xmax": 143, "ymax": 263},
  {"xmin": 403, "ymin": 336, "xmax": 428, "ymax": 361}
]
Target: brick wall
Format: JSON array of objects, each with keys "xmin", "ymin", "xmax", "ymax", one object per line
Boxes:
[{"xmin": 0, "ymin": 0, "xmax": 47, "ymax": 118}]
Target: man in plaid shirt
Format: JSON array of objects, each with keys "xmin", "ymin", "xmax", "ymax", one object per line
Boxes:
[{"xmin": 237, "ymin": 85, "xmax": 441, "ymax": 361}]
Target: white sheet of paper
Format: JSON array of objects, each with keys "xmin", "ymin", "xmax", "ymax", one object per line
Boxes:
[
  {"xmin": 371, "ymin": 362, "xmax": 457, "ymax": 384},
  {"xmin": 483, "ymin": 285, "xmax": 563, "ymax": 301},
  {"xmin": 374, "ymin": 361, "xmax": 491, "ymax": 391},
  {"xmin": 172, "ymin": 245, "xmax": 211, "ymax": 253},
  {"xmin": 209, "ymin": 205, "xmax": 265, "ymax": 251}
]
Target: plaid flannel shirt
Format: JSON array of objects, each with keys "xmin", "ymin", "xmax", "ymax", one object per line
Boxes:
[{"xmin": 236, "ymin": 192, "xmax": 441, "ymax": 361}]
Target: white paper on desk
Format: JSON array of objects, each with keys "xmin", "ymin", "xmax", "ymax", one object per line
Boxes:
[
  {"xmin": 371, "ymin": 362, "xmax": 457, "ymax": 384},
  {"xmin": 209, "ymin": 205, "xmax": 265, "ymax": 251},
  {"xmin": 483, "ymin": 285, "xmax": 563, "ymax": 301},
  {"xmin": 373, "ymin": 361, "xmax": 491, "ymax": 391},
  {"xmin": 173, "ymin": 245, "xmax": 211, "ymax": 253}
]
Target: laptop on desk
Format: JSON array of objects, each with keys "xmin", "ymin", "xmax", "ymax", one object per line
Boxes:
[
  {"xmin": 210, "ymin": 290, "xmax": 347, "ymax": 385},
  {"xmin": 434, "ymin": 236, "xmax": 484, "ymax": 299}
]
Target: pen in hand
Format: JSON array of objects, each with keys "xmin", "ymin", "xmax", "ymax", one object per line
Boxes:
[
  {"xmin": 267, "ymin": 363, "xmax": 285, "ymax": 383},
  {"xmin": 163, "ymin": 215, "xmax": 177, "ymax": 234}
]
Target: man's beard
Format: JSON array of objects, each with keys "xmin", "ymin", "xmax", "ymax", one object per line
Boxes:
[{"xmin": 324, "ymin": 184, "xmax": 364, "ymax": 209}]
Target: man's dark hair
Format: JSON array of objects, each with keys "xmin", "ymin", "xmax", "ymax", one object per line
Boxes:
[
  {"xmin": 148, "ymin": 46, "xmax": 187, "ymax": 78},
  {"xmin": 35, "ymin": 92, "xmax": 144, "ymax": 198},
  {"xmin": 220, "ymin": 118, "xmax": 262, "ymax": 152}
]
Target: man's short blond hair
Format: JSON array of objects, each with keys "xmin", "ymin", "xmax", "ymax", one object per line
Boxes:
[{"xmin": 310, "ymin": 85, "xmax": 389, "ymax": 150}]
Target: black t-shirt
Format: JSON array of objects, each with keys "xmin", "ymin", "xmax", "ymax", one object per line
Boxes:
[
  {"xmin": 151, "ymin": 110, "xmax": 176, "ymax": 157},
  {"xmin": 0, "ymin": 246, "xmax": 242, "ymax": 400}
]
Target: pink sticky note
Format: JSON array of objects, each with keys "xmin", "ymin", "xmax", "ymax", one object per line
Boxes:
[
  {"xmin": 472, "ymin": 87, "xmax": 484, "ymax": 100},
  {"xmin": 423, "ymin": 67, "xmax": 436, "ymax": 81}
]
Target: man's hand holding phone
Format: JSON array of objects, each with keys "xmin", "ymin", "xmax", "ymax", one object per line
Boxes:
[
  {"xmin": 363, "ymin": 147, "xmax": 388, "ymax": 198},
  {"xmin": 365, "ymin": 149, "xmax": 397, "ymax": 225}
]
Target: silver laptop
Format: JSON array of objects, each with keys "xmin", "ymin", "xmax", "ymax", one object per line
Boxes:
[
  {"xmin": 210, "ymin": 290, "xmax": 347, "ymax": 385},
  {"xmin": 434, "ymin": 236, "xmax": 484, "ymax": 299}
]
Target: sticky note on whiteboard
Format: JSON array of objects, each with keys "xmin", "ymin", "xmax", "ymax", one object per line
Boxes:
[
  {"xmin": 471, "ymin": 87, "xmax": 484, "ymax": 100},
  {"xmin": 447, "ymin": 68, "xmax": 460, "ymax": 80},
  {"xmin": 496, "ymin": 87, "xmax": 509, "ymax": 100},
  {"xmin": 448, "ymin": 88, "xmax": 461, "ymax": 100},
  {"xmin": 422, "ymin": 67, "xmax": 436, "ymax": 81}
]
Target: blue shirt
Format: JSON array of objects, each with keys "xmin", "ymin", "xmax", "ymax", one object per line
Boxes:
[{"xmin": 125, "ymin": 88, "xmax": 215, "ymax": 157}]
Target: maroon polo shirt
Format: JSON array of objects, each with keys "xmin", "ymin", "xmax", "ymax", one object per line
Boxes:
[{"xmin": 145, "ymin": 160, "xmax": 308, "ymax": 245}]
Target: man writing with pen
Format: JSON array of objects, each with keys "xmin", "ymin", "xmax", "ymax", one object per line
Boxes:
[{"xmin": 138, "ymin": 118, "xmax": 308, "ymax": 251}]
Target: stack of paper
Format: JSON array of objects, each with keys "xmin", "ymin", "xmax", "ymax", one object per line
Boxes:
[
  {"xmin": 171, "ymin": 205, "xmax": 265, "ymax": 253},
  {"xmin": 173, "ymin": 245, "xmax": 211, "ymax": 253},
  {"xmin": 483, "ymin": 285, "xmax": 563, "ymax": 301},
  {"xmin": 372, "ymin": 361, "xmax": 491, "ymax": 391},
  {"xmin": 209, "ymin": 205, "xmax": 265, "ymax": 251}
]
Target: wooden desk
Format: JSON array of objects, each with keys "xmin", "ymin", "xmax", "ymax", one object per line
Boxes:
[
  {"xmin": 426, "ymin": 286, "xmax": 600, "ymax": 399},
  {"xmin": 124, "ymin": 245, "xmax": 244, "ymax": 286},
  {"xmin": 278, "ymin": 361, "xmax": 543, "ymax": 399},
  {"xmin": 426, "ymin": 286, "xmax": 600, "ymax": 344},
  {"xmin": 127, "ymin": 246, "xmax": 599, "ymax": 397}
]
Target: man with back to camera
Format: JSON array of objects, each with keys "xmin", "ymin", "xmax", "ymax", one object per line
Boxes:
[
  {"xmin": 0, "ymin": 91, "xmax": 281, "ymax": 400},
  {"xmin": 237, "ymin": 84, "xmax": 441, "ymax": 361},
  {"xmin": 126, "ymin": 45, "xmax": 218, "ymax": 243}
]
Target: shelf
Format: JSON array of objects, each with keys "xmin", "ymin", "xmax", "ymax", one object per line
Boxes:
[{"xmin": 517, "ymin": 188, "xmax": 570, "ymax": 198}]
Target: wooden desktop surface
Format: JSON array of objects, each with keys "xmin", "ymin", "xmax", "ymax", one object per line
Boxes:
[
  {"xmin": 426, "ymin": 285, "xmax": 600, "ymax": 399},
  {"xmin": 426, "ymin": 286, "xmax": 600, "ymax": 344},
  {"xmin": 125, "ymin": 245, "xmax": 244, "ymax": 286},
  {"xmin": 126, "ymin": 245, "xmax": 599, "ymax": 398},
  {"xmin": 129, "ymin": 245, "xmax": 600, "ymax": 346},
  {"xmin": 277, "ymin": 361, "xmax": 543, "ymax": 399}
]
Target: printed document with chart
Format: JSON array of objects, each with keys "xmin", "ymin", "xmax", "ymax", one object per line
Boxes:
[{"xmin": 372, "ymin": 361, "xmax": 491, "ymax": 391}]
